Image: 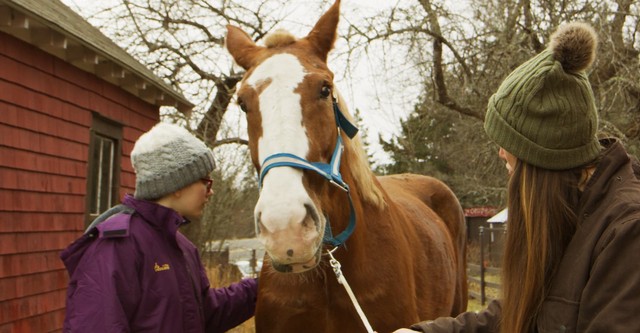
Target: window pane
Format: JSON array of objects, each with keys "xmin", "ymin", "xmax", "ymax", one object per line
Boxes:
[
  {"xmin": 86, "ymin": 115, "xmax": 122, "ymax": 226},
  {"xmin": 91, "ymin": 134, "xmax": 116, "ymax": 215}
]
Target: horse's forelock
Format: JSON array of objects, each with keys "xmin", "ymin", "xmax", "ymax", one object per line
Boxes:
[{"xmin": 264, "ymin": 29, "xmax": 297, "ymax": 48}]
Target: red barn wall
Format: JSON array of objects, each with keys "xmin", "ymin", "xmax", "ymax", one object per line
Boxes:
[{"xmin": 0, "ymin": 32, "xmax": 160, "ymax": 332}]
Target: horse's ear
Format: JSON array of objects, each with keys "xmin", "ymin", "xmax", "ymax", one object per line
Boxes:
[
  {"xmin": 226, "ymin": 25, "xmax": 263, "ymax": 70},
  {"xmin": 304, "ymin": 0, "xmax": 340, "ymax": 62}
]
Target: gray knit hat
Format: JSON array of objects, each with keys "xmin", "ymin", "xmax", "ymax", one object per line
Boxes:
[
  {"xmin": 484, "ymin": 22, "xmax": 601, "ymax": 170},
  {"xmin": 131, "ymin": 123, "xmax": 215, "ymax": 200}
]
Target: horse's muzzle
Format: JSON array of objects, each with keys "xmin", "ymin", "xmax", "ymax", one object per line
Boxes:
[{"xmin": 270, "ymin": 247, "xmax": 322, "ymax": 273}]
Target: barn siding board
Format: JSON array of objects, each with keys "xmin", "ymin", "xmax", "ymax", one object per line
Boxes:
[
  {"xmin": 0, "ymin": 289, "xmax": 66, "ymax": 325},
  {"xmin": 121, "ymin": 158, "xmax": 135, "ymax": 174},
  {"xmin": 1, "ymin": 39, "xmax": 110, "ymax": 113},
  {"xmin": 0, "ymin": 168, "xmax": 85, "ymax": 195},
  {"xmin": 0, "ymin": 212, "xmax": 83, "ymax": 233},
  {"xmin": 0, "ymin": 124, "xmax": 88, "ymax": 162},
  {"xmin": 0, "ymin": 148, "xmax": 87, "ymax": 178},
  {"xmin": 0, "ymin": 34, "xmax": 55, "ymax": 75},
  {"xmin": 0, "ymin": 252, "xmax": 66, "ymax": 278},
  {"xmin": 50, "ymin": 58, "xmax": 102, "ymax": 96},
  {"xmin": 0, "ymin": 42, "xmax": 157, "ymax": 131},
  {"xmin": 0, "ymin": 80, "xmax": 91, "ymax": 127},
  {"xmin": 0, "ymin": 54, "xmax": 52, "ymax": 93},
  {"xmin": 0, "ymin": 57, "xmax": 95, "ymax": 120},
  {"xmin": 121, "ymin": 172, "xmax": 136, "ymax": 188},
  {"xmin": 0, "ymin": 309, "xmax": 65, "ymax": 333},
  {"xmin": 0, "ymin": 270, "xmax": 68, "ymax": 302},
  {"xmin": 0, "ymin": 103, "xmax": 88, "ymax": 144},
  {"xmin": 0, "ymin": 190, "xmax": 85, "ymax": 213},
  {"xmin": 0, "ymin": 232, "xmax": 78, "ymax": 255}
]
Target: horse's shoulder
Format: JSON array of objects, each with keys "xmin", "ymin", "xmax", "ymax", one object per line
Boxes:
[{"xmin": 377, "ymin": 173, "xmax": 459, "ymax": 212}]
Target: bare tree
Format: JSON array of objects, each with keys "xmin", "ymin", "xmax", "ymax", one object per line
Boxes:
[
  {"xmin": 70, "ymin": 0, "xmax": 640, "ymax": 209},
  {"xmin": 347, "ymin": 0, "xmax": 640, "ymax": 207},
  {"xmin": 79, "ymin": 0, "xmax": 291, "ymax": 146}
]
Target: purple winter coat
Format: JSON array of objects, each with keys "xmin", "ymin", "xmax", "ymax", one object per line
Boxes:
[{"xmin": 61, "ymin": 195, "xmax": 257, "ymax": 333}]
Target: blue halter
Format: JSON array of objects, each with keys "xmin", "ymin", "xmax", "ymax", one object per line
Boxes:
[{"xmin": 258, "ymin": 94, "xmax": 359, "ymax": 247}]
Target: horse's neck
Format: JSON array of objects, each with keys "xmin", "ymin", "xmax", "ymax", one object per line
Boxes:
[{"xmin": 341, "ymin": 140, "xmax": 386, "ymax": 208}]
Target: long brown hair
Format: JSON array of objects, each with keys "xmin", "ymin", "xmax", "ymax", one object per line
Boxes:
[{"xmin": 500, "ymin": 160, "xmax": 582, "ymax": 333}]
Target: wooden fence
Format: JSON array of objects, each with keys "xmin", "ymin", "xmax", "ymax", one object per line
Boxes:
[
  {"xmin": 468, "ymin": 226, "xmax": 505, "ymax": 305},
  {"xmin": 468, "ymin": 263, "xmax": 501, "ymax": 305}
]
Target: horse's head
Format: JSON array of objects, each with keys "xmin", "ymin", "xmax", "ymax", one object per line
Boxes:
[{"xmin": 226, "ymin": 1, "xmax": 346, "ymax": 273}]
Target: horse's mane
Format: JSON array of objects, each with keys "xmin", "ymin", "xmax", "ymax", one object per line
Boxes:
[
  {"xmin": 336, "ymin": 91, "xmax": 386, "ymax": 208},
  {"xmin": 264, "ymin": 29, "xmax": 297, "ymax": 48}
]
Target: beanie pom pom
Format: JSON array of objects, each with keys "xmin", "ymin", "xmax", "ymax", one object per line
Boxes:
[{"xmin": 549, "ymin": 22, "xmax": 597, "ymax": 73}]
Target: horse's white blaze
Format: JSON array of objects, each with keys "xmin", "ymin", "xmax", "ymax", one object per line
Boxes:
[{"xmin": 248, "ymin": 54, "xmax": 321, "ymax": 264}]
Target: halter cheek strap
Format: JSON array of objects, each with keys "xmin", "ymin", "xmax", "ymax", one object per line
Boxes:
[{"xmin": 258, "ymin": 95, "xmax": 358, "ymax": 247}]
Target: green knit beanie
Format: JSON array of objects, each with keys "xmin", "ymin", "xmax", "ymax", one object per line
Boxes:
[{"xmin": 484, "ymin": 22, "xmax": 601, "ymax": 170}]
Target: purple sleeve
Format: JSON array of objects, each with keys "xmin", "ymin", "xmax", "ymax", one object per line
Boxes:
[
  {"xmin": 202, "ymin": 274, "xmax": 258, "ymax": 333},
  {"xmin": 63, "ymin": 239, "xmax": 139, "ymax": 332}
]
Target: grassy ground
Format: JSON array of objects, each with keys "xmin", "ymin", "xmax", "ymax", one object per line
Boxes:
[
  {"xmin": 466, "ymin": 267, "xmax": 501, "ymax": 312},
  {"xmin": 466, "ymin": 281, "xmax": 500, "ymax": 312},
  {"xmin": 467, "ymin": 297, "xmax": 485, "ymax": 312}
]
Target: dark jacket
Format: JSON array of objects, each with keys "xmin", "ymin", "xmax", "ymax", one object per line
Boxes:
[
  {"xmin": 411, "ymin": 139, "xmax": 640, "ymax": 333},
  {"xmin": 61, "ymin": 194, "xmax": 257, "ymax": 333}
]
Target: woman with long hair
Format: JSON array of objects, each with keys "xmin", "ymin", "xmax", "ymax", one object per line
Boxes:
[{"xmin": 392, "ymin": 22, "xmax": 640, "ymax": 333}]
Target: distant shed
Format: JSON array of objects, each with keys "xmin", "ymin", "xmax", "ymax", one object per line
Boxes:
[
  {"xmin": 463, "ymin": 206, "xmax": 498, "ymax": 243},
  {"xmin": 487, "ymin": 208, "xmax": 507, "ymax": 224},
  {"xmin": 0, "ymin": 0, "xmax": 193, "ymax": 332}
]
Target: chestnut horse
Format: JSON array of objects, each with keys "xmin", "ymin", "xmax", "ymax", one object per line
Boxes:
[{"xmin": 226, "ymin": 1, "xmax": 467, "ymax": 332}]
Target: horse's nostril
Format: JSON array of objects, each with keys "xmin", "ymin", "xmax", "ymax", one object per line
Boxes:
[
  {"xmin": 287, "ymin": 249, "xmax": 294, "ymax": 257},
  {"xmin": 303, "ymin": 202, "xmax": 320, "ymax": 230}
]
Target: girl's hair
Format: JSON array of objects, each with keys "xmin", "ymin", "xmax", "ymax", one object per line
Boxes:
[{"xmin": 500, "ymin": 160, "xmax": 583, "ymax": 333}]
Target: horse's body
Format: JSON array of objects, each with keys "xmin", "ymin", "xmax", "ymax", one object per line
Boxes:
[{"xmin": 225, "ymin": 1, "xmax": 467, "ymax": 332}]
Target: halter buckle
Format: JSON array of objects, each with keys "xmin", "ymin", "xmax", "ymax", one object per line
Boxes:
[{"xmin": 330, "ymin": 179, "xmax": 349, "ymax": 192}]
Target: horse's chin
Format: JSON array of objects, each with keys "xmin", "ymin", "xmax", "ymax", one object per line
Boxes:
[{"xmin": 270, "ymin": 248, "xmax": 322, "ymax": 273}]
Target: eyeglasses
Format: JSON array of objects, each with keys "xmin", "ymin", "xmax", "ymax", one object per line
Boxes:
[{"xmin": 200, "ymin": 177, "xmax": 213, "ymax": 192}]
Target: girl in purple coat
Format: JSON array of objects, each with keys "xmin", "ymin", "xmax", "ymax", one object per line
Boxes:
[{"xmin": 61, "ymin": 123, "xmax": 258, "ymax": 333}]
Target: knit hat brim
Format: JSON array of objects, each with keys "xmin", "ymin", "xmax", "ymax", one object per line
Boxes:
[
  {"xmin": 484, "ymin": 103, "xmax": 601, "ymax": 170},
  {"xmin": 131, "ymin": 123, "xmax": 216, "ymax": 200},
  {"xmin": 134, "ymin": 150, "xmax": 215, "ymax": 200}
]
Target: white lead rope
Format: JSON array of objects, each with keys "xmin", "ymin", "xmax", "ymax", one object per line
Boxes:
[{"xmin": 327, "ymin": 248, "xmax": 375, "ymax": 333}]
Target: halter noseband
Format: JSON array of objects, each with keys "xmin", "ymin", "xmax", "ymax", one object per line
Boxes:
[{"xmin": 258, "ymin": 92, "xmax": 358, "ymax": 248}]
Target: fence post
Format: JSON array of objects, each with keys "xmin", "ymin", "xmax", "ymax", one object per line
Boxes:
[{"xmin": 479, "ymin": 226, "xmax": 486, "ymax": 305}]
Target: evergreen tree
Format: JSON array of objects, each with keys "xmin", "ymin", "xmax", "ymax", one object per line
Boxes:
[{"xmin": 379, "ymin": 99, "xmax": 508, "ymax": 208}]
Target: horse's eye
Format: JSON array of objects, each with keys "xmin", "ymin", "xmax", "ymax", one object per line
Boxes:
[
  {"xmin": 238, "ymin": 100, "xmax": 248, "ymax": 113},
  {"xmin": 320, "ymin": 85, "xmax": 331, "ymax": 99}
]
